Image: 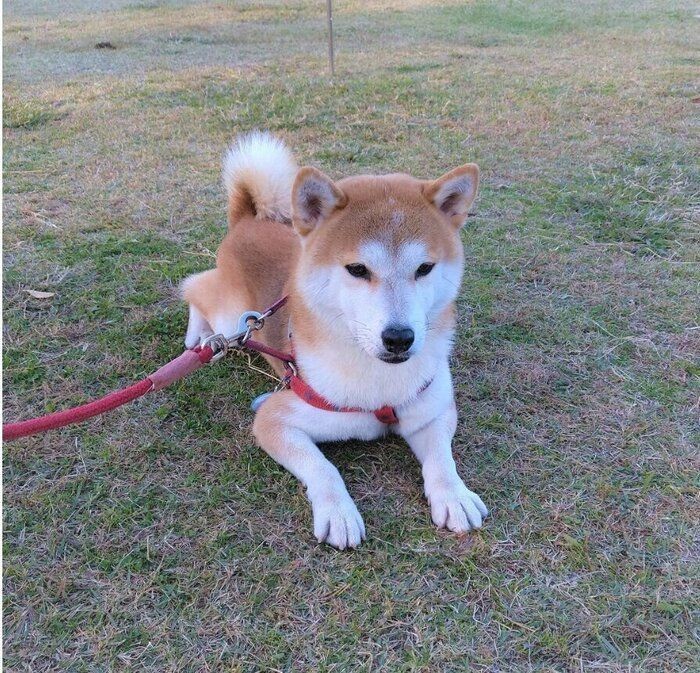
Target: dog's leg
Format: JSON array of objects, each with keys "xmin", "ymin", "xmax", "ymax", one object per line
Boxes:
[
  {"xmin": 253, "ymin": 396, "xmax": 366, "ymax": 549},
  {"xmin": 184, "ymin": 304, "xmax": 213, "ymax": 349},
  {"xmin": 399, "ymin": 365, "xmax": 488, "ymax": 533},
  {"xmin": 405, "ymin": 405, "xmax": 487, "ymax": 532}
]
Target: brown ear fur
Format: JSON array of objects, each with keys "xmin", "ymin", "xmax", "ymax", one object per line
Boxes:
[
  {"xmin": 292, "ymin": 167, "xmax": 347, "ymax": 236},
  {"xmin": 423, "ymin": 164, "xmax": 479, "ymax": 228}
]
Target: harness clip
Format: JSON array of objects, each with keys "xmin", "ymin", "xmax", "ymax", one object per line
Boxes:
[
  {"xmin": 236, "ymin": 311, "xmax": 264, "ymax": 345},
  {"xmin": 201, "ymin": 333, "xmax": 230, "ymax": 363}
]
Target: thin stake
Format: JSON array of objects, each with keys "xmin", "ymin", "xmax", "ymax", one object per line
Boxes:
[{"xmin": 326, "ymin": 0, "xmax": 335, "ymax": 78}]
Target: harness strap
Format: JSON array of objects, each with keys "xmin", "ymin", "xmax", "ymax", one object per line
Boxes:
[
  {"xmin": 244, "ymin": 336, "xmax": 400, "ymax": 424},
  {"xmin": 286, "ymin": 368, "xmax": 400, "ymax": 424},
  {"xmin": 261, "ymin": 295, "xmax": 290, "ymax": 316},
  {"xmin": 243, "ymin": 339, "xmax": 295, "ymax": 363}
]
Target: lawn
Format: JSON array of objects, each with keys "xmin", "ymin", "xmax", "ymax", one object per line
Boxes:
[{"xmin": 3, "ymin": 0, "xmax": 699, "ymax": 670}]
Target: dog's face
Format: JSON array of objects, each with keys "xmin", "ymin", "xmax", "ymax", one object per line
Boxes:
[{"xmin": 292, "ymin": 166, "xmax": 478, "ymax": 363}]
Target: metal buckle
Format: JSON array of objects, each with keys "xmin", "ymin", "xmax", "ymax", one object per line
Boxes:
[
  {"xmin": 200, "ymin": 310, "xmax": 266, "ymax": 364},
  {"xmin": 201, "ymin": 333, "xmax": 230, "ymax": 363}
]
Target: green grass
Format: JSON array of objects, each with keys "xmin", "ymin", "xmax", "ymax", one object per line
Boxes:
[
  {"xmin": 3, "ymin": 0, "xmax": 699, "ymax": 671},
  {"xmin": 3, "ymin": 98, "xmax": 59, "ymax": 129}
]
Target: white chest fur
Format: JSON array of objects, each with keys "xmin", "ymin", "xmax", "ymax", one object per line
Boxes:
[{"xmin": 293, "ymin": 326, "xmax": 454, "ymax": 410}]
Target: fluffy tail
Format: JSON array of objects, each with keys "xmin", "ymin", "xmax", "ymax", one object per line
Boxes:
[{"xmin": 222, "ymin": 131, "xmax": 298, "ymax": 225}]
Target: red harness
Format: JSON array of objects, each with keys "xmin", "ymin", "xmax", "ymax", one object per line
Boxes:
[
  {"xmin": 287, "ymin": 369, "xmax": 401, "ymax": 424},
  {"xmin": 243, "ymin": 337, "xmax": 411, "ymax": 424}
]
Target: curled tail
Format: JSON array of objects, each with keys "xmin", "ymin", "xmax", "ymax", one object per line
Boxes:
[{"xmin": 223, "ymin": 131, "xmax": 298, "ymax": 225}]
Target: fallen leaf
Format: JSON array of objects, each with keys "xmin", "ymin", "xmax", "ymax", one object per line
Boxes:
[{"xmin": 26, "ymin": 290, "xmax": 55, "ymax": 299}]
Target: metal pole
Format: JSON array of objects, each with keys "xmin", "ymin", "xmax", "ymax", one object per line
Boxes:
[{"xmin": 326, "ymin": 0, "xmax": 335, "ymax": 78}]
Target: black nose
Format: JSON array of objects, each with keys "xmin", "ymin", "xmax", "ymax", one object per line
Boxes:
[{"xmin": 381, "ymin": 326, "xmax": 415, "ymax": 354}]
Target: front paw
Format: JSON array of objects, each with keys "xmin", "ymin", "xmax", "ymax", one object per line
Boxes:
[
  {"xmin": 311, "ymin": 492, "xmax": 366, "ymax": 550},
  {"xmin": 426, "ymin": 480, "xmax": 488, "ymax": 533}
]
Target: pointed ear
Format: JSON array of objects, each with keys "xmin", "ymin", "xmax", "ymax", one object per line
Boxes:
[
  {"xmin": 423, "ymin": 163, "xmax": 479, "ymax": 228},
  {"xmin": 292, "ymin": 167, "xmax": 347, "ymax": 236}
]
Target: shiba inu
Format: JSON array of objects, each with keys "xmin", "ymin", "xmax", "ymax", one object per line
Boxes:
[{"xmin": 181, "ymin": 132, "xmax": 487, "ymax": 549}]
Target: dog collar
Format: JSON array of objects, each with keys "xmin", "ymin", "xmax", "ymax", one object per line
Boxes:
[
  {"xmin": 285, "ymin": 368, "xmax": 398, "ymax": 423},
  {"xmin": 284, "ymin": 365, "xmax": 432, "ymax": 425}
]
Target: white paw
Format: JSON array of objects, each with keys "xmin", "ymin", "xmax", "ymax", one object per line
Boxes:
[
  {"xmin": 311, "ymin": 493, "xmax": 366, "ymax": 550},
  {"xmin": 426, "ymin": 480, "xmax": 488, "ymax": 533}
]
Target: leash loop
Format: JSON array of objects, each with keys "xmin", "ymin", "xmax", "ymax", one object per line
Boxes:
[{"xmin": 201, "ymin": 314, "xmax": 269, "ymax": 363}]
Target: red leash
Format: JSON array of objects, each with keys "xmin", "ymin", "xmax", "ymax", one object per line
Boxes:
[
  {"xmin": 3, "ymin": 296, "xmax": 291, "ymax": 442},
  {"xmin": 3, "ymin": 346, "xmax": 215, "ymax": 441}
]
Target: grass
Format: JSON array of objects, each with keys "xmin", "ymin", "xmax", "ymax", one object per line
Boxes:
[
  {"xmin": 3, "ymin": 0, "xmax": 699, "ymax": 670},
  {"xmin": 2, "ymin": 99, "xmax": 59, "ymax": 130}
]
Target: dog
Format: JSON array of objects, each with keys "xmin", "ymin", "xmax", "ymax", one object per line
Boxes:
[{"xmin": 181, "ymin": 132, "xmax": 487, "ymax": 549}]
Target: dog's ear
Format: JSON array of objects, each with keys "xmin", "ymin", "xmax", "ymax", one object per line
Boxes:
[
  {"xmin": 423, "ymin": 164, "xmax": 479, "ymax": 228},
  {"xmin": 292, "ymin": 167, "xmax": 347, "ymax": 236}
]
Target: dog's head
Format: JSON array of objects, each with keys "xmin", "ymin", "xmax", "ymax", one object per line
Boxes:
[{"xmin": 291, "ymin": 164, "xmax": 479, "ymax": 363}]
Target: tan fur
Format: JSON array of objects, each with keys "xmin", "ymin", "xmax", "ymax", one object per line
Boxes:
[{"xmin": 298, "ymin": 173, "xmax": 465, "ymax": 267}]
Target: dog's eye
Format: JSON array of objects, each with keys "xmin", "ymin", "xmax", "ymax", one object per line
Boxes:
[
  {"xmin": 345, "ymin": 263, "xmax": 371, "ymax": 280},
  {"xmin": 415, "ymin": 262, "xmax": 435, "ymax": 279}
]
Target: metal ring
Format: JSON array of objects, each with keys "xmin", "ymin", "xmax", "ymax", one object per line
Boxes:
[{"xmin": 201, "ymin": 334, "xmax": 229, "ymax": 362}]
